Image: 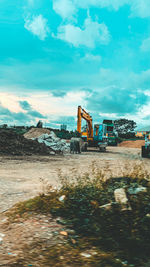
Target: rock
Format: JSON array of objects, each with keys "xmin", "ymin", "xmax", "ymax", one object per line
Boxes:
[
  {"xmin": 114, "ymin": 188, "xmax": 132, "ymax": 211},
  {"xmin": 128, "ymin": 186, "xmax": 147, "ymax": 195},
  {"xmin": 99, "ymin": 203, "xmax": 113, "ymax": 210},
  {"xmin": 66, "ymin": 229, "xmax": 75, "ymax": 234},
  {"xmin": 0, "ymin": 233, "xmax": 5, "ymax": 243},
  {"xmin": 60, "ymin": 231, "xmax": 68, "ymax": 236},
  {"xmin": 35, "ymin": 132, "xmax": 70, "ymax": 153},
  {"xmin": 56, "ymin": 218, "xmax": 67, "ymax": 225},
  {"xmin": 58, "ymin": 195, "xmax": 66, "ymax": 202},
  {"xmin": 80, "ymin": 252, "xmax": 92, "ymax": 258}
]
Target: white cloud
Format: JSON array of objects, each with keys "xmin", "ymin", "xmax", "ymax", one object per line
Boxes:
[
  {"xmin": 52, "ymin": 0, "xmax": 150, "ymax": 19},
  {"xmin": 24, "ymin": 15, "xmax": 50, "ymax": 40},
  {"xmin": 75, "ymin": 0, "xmax": 127, "ymax": 11},
  {"xmin": 27, "ymin": 0, "xmax": 34, "ymax": 5},
  {"xmin": 81, "ymin": 53, "xmax": 101, "ymax": 62},
  {"xmin": 55, "ymin": 17, "xmax": 110, "ymax": 48},
  {"xmin": 130, "ymin": 0, "xmax": 150, "ymax": 18},
  {"xmin": 26, "ymin": 91, "xmax": 87, "ymax": 117},
  {"xmin": 53, "ymin": 0, "xmax": 76, "ymax": 19},
  {"xmin": 140, "ymin": 38, "xmax": 150, "ymax": 52},
  {"xmin": 0, "ymin": 92, "xmax": 24, "ymax": 113}
]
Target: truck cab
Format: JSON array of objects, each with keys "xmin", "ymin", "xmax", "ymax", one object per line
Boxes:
[{"xmin": 103, "ymin": 120, "xmax": 118, "ymax": 146}]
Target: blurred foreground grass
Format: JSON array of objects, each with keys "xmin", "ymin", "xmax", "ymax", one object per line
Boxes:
[{"xmin": 7, "ymin": 163, "xmax": 150, "ymax": 267}]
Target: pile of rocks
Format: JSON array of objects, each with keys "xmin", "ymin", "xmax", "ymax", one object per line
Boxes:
[{"xmin": 34, "ymin": 132, "xmax": 70, "ymax": 153}]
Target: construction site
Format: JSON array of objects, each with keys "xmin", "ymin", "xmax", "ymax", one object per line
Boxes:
[{"xmin": 0, "ymin": 106, "xmax": 149, "ymax": 267}]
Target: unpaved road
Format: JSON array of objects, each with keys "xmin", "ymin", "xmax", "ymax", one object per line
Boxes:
[{"xmin": 0, "ymin": 146, "xmax": 149, "ymax": 213}]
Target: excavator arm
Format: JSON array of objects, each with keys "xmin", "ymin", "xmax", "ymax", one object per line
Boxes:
[{"xmin": 77, "ymin": 106, "xmax": 93, "ymax": 141}]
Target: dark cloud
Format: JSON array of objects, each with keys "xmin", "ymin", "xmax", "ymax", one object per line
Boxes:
[
  {"xmin": 143, "ymin": 115, "xmax": 150, "ymax": 121},
  {"xmin": 0, "ymin": 104, "xmax": 31, "ymax": 125},
  {"xmin": 52, "ymin": 91, "xmax": 66, "ymax": 97},
  {"xmin": 0, "ymin": 101, "xmax": 46, "ymax": 126},
  {"xmin": 0, "ymin": 105, "xmax": 12, "ymax": 116},
  {"xmin": 20, "ymin": 100, "xmax": 46, "ymax": 119},
  {"xmin": 28, "ymin": 110, "xmax": 46, "ymax": 118},
  {"xmin": 86, "ymin": 87, "xmax": 148, "ymax": 115},
  {"xmin": 19, "ymin": 101, "xmax": 31, "ymax": 111}
]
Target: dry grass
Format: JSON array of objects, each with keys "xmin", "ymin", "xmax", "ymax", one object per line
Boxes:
[{"xmin": 6, "ymin": 162, "xmax": 150, "ymax": 266}]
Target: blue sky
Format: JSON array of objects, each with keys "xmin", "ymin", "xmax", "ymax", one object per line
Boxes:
[{"xmin": 1, "ymin": 0, "xmax": 150, "ymax": 129}]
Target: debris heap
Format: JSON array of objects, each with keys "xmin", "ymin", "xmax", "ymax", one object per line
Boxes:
[
  {"xmin": 0, "ymin": 129, "xmax": 53, "ymax": 156},
  {"xmin": 24, "ymin": 128, "xmax": 51, "ymax": 139},
  {"xmin": 24, "ymin": 128, "xmax": 70, "ymax": 153},
  {"xmin": 33, "ymin": 132, "xmax": 70, "ymax": 153}
]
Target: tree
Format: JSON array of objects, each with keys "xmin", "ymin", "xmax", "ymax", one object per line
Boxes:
[{"xmin": 114, "ymin": 119, "xmax": 137, "ymax": 138}]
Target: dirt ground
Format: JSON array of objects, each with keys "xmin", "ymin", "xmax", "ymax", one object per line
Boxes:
[
  {"xmin": 0, "ymin": 146, "xmax": 150, "ymax": 266},
  {"xmin": 0, "ymin": 146, "xmax": 149, "ymax": 213}
]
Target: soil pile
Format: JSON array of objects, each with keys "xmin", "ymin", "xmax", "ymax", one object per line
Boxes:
[
  {"xmin": 24, "ymin": 128, "xmax": 51, "ymax": 139},
  {"xmin": 119, "ymin": 140, "xmax": 145, "ymax": 148},
  {"xmin": 0, "ymin": 129, "xmax": 53, "ymax": 156}
]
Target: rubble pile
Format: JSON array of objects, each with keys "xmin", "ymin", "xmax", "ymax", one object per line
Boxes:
[
  {"xmin": 0, "ymin": 129, "xmax": 53, "ymax": 156},
  {"xmin": 33, "ymin": 132, "xmax": 70, "ymax": 153},
  {"xmin": 24, "ymin": 128, "xmax": 70, "ymax": 153}
]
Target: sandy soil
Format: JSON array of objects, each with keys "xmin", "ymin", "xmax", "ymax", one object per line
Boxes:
[
  {"xmin": 118, "ymin": 140, "xmax": 145, "ymax": 148},
  {"xmin": 0, "ymin": 146, "xmax": 149, "ymax": 213}
]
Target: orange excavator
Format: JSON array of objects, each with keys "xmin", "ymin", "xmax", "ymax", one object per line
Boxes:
[{"xmin": 77, "ymin": 106, "xmax": 108, "ymax": 151}]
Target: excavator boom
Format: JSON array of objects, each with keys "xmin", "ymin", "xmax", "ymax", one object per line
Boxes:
[{"xmin": 77, "ymin": 106, "xmax": 93, "ymax": 140}]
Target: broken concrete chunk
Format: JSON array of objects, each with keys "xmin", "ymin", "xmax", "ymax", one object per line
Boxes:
[
  {"xmin": 114, "ymin": 188, "xmax": 132, "ymax": 211},
  {"xmin": 128, "ymin": 186, "xmax": 147, "ymax": 195},
  {"xmin": 99, "ymin": 203, "xmax": 112, "ymax": 210},
  {"xmin": 80, "ymin": 252, "xmax": 92, "ymax": 258},
  {"xmin": 58, "ymin": 195, "xmax": 66, "ymax": 202}
]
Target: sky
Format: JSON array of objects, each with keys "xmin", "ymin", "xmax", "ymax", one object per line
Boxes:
[{"xmin": 1, "ymin": 0, "xmax": 150, "ymax": 130}]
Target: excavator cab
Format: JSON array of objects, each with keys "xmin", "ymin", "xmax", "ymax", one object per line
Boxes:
[
  {"xmin": 77, "ymin": 106, "xmax": 108, "ymax": 151},
  {"xmin": 93, "ymin": 124, "xmax": 107, "ymax": 141},
  {"xmin": 93, "ymin": 124, "xmax": 108, "ymax": 151}
]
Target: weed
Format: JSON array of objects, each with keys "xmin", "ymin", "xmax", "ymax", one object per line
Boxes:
[{"xmin": 7, "ymin": 163, "xmax": 150, "ymax": 266}]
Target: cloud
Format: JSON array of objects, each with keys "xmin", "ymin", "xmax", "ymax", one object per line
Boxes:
[
  {"xmin": 19, "ymin": 100, "xmax": 46, "ymax": 118},
  {"xmin": 0, "ymin": 91, "xmax": 88, "ymax": 129},
  {"xmin": 86, "ymin": 86, "xmax": 148, "ymax": 118},
  {"xmin": 140, "ymin": 38, "xmax": 150, "ymax": 52},
  {"xmin": 81, "ymin": 53, "xmax": 101, "ymax": 62},
  {"xmin": 53, "ymin": 0, "xmax": 76, "ymax": 20},
  {"xmin": 52, "ymin": 0, "xmax": 150, "ymax": 19},
  {"xmin": 52, "ymin": 91, "xmax": 66, "ymax": 97},
  {"xmin": 0, "ymin": 104, "xmax": 30, "ymax": 125},
  {"xmin": 0, "ymin": 94, "xmax": 47, "ymax": 126},
  {"xmin": 24, "ymin": 15, "xmax": 50, "ymax": 40},
  {"xmin": 55, "ymin": 17, "xmax": 110, "ymax": 48},
  {"xmin": 0, "ymin": 93, "xmax": 24, "ymax": 113},
  {"xmin": 20, "ymin": 100, "xmax": 31, "ymax": 111},
  {"xmin": 129, "ymin": 0, "xmax": 150, "ymax": 18},
  {"xmin": 27, "ymin": 0, "xmax": 34, "ymax": 5}
]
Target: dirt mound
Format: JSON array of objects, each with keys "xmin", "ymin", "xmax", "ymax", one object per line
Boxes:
[
  {"xmin": 119, "ymin": 140, "xmax": 145, "ymax": 148},
  {"xmin": 24, "ymin": 128, "xmax": 51, "ymax": 139},
  {"xmin": 0, "ymin": 129, "xmax": 52, "ymax": 156}
]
